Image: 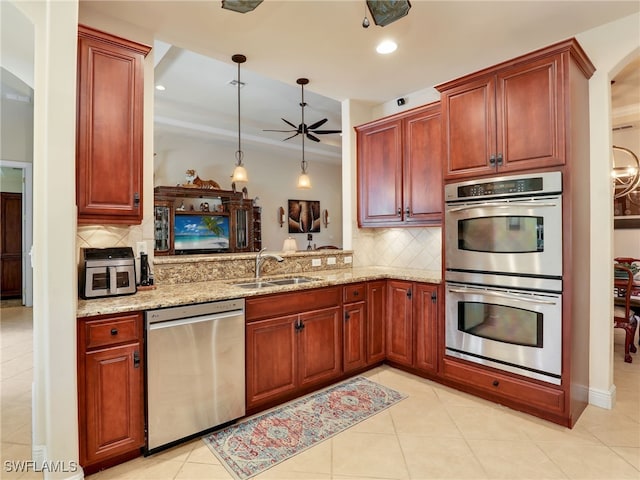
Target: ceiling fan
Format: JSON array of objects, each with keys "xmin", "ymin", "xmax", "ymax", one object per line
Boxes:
[{"xmin": 264, "ymin": 78, "xmax": 341, "ymax": 143}]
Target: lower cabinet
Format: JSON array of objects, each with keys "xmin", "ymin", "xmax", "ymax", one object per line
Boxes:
[
  {"xmin": 77, "ymin": 312, "xmax": 144, "ymax": 473},
  {"xmin": 366, "ymin": 280, "xmax": 387, "ymax": 364},
  {"xmin": 386, "ymin": 280, "xmax": 439, "ymax": 374},
  {"xmin": 343, "ymin": 283, "xmax": 367, "ymax": 373},
  {"xmin": 246, "ymin": 287, "xmax": 342, "ymax": 411}
]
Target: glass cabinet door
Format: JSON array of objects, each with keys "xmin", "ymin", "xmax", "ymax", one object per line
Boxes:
[{"xmin": 154, "ymin": 203, "xmax": 171, "ymax": 253}]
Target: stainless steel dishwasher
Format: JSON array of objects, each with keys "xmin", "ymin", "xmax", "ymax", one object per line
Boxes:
[{"xmin": 145, "ymin": 298, "xmax": 245, "ymax": 454}]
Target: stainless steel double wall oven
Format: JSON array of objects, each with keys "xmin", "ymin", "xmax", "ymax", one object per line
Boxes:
[{"xmin": 444, "ymin": 171, "xmax": 563, "ymax": 385}]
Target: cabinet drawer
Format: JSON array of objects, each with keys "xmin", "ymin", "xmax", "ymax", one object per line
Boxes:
[
  {"xmin": 83, "ymin": 313, "xmax": 142, "ymax": 349},
  {"xmin": 343, "ymin": 283, "xmax": 366, "ymax": 303},
  {"xmin": 246, "ymin": 287, "xmax": 341, "ymax": 322},
  {"xmin": 442, "ymin": 358, "xmax": 565, "ymax": 414}
]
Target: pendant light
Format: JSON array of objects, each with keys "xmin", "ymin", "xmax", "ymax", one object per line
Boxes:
[
  {"xmin": 231, "ymin": 54, "xmax": 248, "ymax": 183},
  {"xmin": 296, "ymin": 78, "xmax": 312, "ymax": 189}
]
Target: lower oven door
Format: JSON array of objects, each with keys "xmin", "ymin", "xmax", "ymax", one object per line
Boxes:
[{"xmin": 445, "ymin": 281, "xmax": 562, "ymax": 385}]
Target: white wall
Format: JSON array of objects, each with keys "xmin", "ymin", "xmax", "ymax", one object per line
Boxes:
[
  {"xmin": 154, "ymin": 132, "xmax": 343, "ymax": 251},
  {"xmin": 1, "ymin": 69, "xmax": 34, "ymax": 163},
  {"xmin": 577, "ymin": 12, "xmax": 640, "ymax": 407}
]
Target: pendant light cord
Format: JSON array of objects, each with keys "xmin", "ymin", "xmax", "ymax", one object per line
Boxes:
[{"xmin": 301, "ymin": 82, "xmax": 306, "ymax": 173}]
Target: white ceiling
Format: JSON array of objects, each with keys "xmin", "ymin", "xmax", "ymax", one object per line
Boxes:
[{"xmin": 3, "ymin": 1, "xmax": 639, "ymax": 163}]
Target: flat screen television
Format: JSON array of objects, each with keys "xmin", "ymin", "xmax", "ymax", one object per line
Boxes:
[{"xmin": 174, "ymin": 214, "xmax": 230, "ymax": 254}]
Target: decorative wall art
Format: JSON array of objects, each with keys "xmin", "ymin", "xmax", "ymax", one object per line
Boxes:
[{"xmin": 288, "ymin": 199, "xmax": 321, "ymax": 233}]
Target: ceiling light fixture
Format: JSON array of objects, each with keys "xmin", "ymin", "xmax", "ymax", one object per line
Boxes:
[
  {"xmin": 376, "ymin": 40, "xmax": 397, "ymax": 54},
  {"xmin": 221, "ymin": 0, "xmax": 263, "ymax": 13},
  {"xmin": 231, "ymin": 54, "xmax": 248, "ymax": 183},
  {"xmin": 366, "ymin": 0, "xmax": 411, "ymax": 27},
  {"xmin": 296, "ymin": 78, "xmax": 312, "ymax": 189}
]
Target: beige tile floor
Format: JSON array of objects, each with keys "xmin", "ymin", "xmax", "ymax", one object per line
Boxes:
[{"xmin": 1, "ymin": 305, "xmax": 639, "ymax": 480}]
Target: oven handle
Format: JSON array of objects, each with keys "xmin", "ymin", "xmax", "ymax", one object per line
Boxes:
[
  {"xmin": 446, "ymin": 202, "xmax": 558, "ymax": 213},
  {"xmin": 447, "ymin": 287, "xmax": 558, "ymax": 305}
]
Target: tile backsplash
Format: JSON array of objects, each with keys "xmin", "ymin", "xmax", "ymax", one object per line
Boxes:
[
  {"xmin": 352, "ymin": 224, "xmax": 442, "ymax": 271},
  {"xmin": 76, "ymin": 221, "xmax": 154, "ymax": 261}
]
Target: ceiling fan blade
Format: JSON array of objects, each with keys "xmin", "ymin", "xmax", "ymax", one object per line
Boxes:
[
  {"xmin": 281, "ymin": 118, "xmax": 298, "ymax": 129},
  {"xmin": 283, "ymin": 132, "xmax": 300, "ymax": 141},
  {"xmin": 307, "ymin": 118, "xmax": 328, "ymax": 130},
  {"xmin": 263, "ymin": 129, "xmax": 297, "ymax": 133},
  {"xmin": 306, "ymin": 133, "xmax": 321, "ymax": 142},
  {"xmin": 312, "ymin": 129, "xmax": 342, "ymax": 134}
]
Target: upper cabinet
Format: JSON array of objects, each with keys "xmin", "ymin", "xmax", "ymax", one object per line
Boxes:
[
  {"xmin": 356, "ymin": 102, "xmax": 442, "ymax": 227},
  {"xmin": 436, "ymin": 38, "xmax": 595, "ymax": 181},
  {"xmin": 76, "ymin": 25, "xmax": 151, "ymax": 225}
]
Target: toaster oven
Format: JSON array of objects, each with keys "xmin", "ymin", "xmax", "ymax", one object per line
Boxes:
[{"xmin": 80, "ymin": 247, "xmax": 137, "ymax": 299}]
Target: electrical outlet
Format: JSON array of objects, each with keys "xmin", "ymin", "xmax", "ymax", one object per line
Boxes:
[
  {"xmin": 327, "ymin": 257, "xmax": 336, "ymax": 265},
  {"xmin": 344, "ymin": 256, "xmax": 352, "ymax": 264},
  {"xmin": 136, "ymin": 241, "xmax": 148, "ymax": 257},
  {"xmin": 311, "ymin": 258, "xmax": 322, "ymax": 267}
]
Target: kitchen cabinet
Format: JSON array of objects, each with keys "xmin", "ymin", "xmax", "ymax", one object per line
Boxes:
[
  {"xmin": 77, "ymin": 312, "xmax": 144, "ymax": 473},
  {"xmin": 356, "ymin": 102, "xmax": 442, "ymax": 227},
  {"xmin": 246, "ymin": 287, "xmax": 342, "ymax": 411},
  {"xmin": 76, "ymin": 25, "xmax": 151, "ymax": 225},
  {"xmin": 386, "ymin": 280, "xmax": 439, "ymax": 374},
  {"xmin": 366, "ymin": 280, "xmax": 387, "ymax": 364},
  {"xmin": 437, "ymin": 38, "xmax": 595, "ymax": 180},
  {"xmin": 343, "ymin": 283, "xmax": 367, "ymax": 373}
]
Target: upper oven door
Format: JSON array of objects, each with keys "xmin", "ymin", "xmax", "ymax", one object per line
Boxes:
[{"xmin": 445, "ymin": 195, "xmax": 562, "ymax": 278}]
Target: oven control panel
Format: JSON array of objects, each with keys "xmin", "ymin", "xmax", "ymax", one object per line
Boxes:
[{"xmin": 445, "ymin": 171, "xmax": 562, "ymax": 202}]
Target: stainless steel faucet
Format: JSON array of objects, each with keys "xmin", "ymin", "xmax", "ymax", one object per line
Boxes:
[{"xmin": 255, "ymin": 248, "xmax": 284, "ymax": 279}]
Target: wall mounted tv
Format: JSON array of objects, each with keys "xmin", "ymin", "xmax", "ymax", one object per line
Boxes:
[{"xmin": 174, "ymin": 214, "xmax": 230, "ymax": 254}]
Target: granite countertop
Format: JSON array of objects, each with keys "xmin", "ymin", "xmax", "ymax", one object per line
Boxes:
[{"xmin": 76, "ymin": 266, "xmax": 441, "ymax": 318}]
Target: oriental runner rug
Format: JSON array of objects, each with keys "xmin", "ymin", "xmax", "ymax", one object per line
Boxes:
[{"xmin": 203, "ymin": 376, "xmax": 406, "ymax": 480}]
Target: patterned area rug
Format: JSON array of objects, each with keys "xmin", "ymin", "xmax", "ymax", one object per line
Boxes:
[{"xmin": 203, "ymin": 376, "xmax": 406, "ymax": 480}]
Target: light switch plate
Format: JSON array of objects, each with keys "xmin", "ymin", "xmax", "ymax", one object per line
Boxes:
[{"xmin": 311, "ymin": 258, "xmax": 322, "ymax": 267}]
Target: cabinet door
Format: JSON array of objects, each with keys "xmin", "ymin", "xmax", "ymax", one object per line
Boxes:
[
  {"xmin": 298, "ymin": 307, "xmax": 342, "ymax": 388},
  {"xmin": 343, "ymin": 302, "xmax": 367, "ymax": 373},
  {"xmin": 246, "ymin": 315, "xmax": 298, "ymax": 409},
  {"xmin": 441, "ymin": 75, "xmax": 497, "ymax": 180},
  {"xmin": 496, "ymin": 55, "xmax": 564, "ymax": 172},
  {"xmin": 356, "ymin": 120, "xmax": 403, "ymax": 226},
  {"xmin": 366, "ymin": 280, "xmax": 386, "ymax": 364},
  {"xmin": 414, "ymin": 284, "xmax": 439, "ymax": 374},
  {"xmin": 76, "ymin": 26, "xmax": 150, "ymax": 224},
  {"xmin": 386, "ymin": 280, "xmax": 413, "ymax": 366},
  {"xmin": 82, "ymin": 343, "xmax": 143, "ymax": 465},
  {"xmin": 403, "ymin": 106, "xmax": 442, "ymax": 224}
]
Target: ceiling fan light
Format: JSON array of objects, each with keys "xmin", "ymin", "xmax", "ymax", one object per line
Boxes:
[
  {"xmin": 232, "ymin": 164, "xmax": 248, "ymax": 182},
  {"xmin": 221, "ymin": 0, "xmax": 263, "ymax": 13},
  {"xmin": 297, "ymin": 172, "xmax": 312, "ymax": 189}
]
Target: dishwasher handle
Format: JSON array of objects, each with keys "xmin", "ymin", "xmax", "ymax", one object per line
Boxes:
[{"xmin": 147, "ymin": 309, "xmax": 244, "ymax": 330}]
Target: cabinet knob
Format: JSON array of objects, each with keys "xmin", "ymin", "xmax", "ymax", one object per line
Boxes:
[
  {"xmin": 492, "ymin": 380, "xmax": 499, "ymax": 387},
  {"xmin": 496, "ymin": 153, "xmax": 503, "ymax": 166},
  {"xmin": 345, "ymin": 311, "xmax": 350, "ymax": 321},
  {"xmin": 133, "ymin": 351, "xmax": 140, "ymax": 368},
  {"xmin": 110, "ymin": 328, "xmax": 118, "ymax": 336},
  {"xmin": 397, "ymin": 207, "xmax": 402, "ymax": 216},
  {"xmin": 405, "ymin": 207, "xmax": 410, "ymax": 217},
  {"xmin": 353, "ymin": 291, "xmax": 359, "ymax": 297},
  {"xmin": 489, "ymin": 154, "xmax": 496, "ymax": 166},
  {"xmin": 133, "ymin": 192, "xmax": 140, "ymax": 208}
]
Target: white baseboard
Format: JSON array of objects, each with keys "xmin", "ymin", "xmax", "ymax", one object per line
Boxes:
[{"xmin": 588, "ymin": 384, "xmax": 616, "ymax": 409}]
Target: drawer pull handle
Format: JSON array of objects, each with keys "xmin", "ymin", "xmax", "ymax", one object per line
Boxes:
[
  {"xmin": 133, "ymin": 351, "xmax": 140, "ymax": 368},
  {"xmin": 492, "ymin": 380, "xmax": 499, "ymax": 387},
  {"xmin": 110, "ymin": 328, "xmax": 118, "ymax": 336}
]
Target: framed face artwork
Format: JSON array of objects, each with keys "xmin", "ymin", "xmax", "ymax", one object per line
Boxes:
[{"xmin": 288, "ymin": 200, "xmax": 320, "ymax": 233}]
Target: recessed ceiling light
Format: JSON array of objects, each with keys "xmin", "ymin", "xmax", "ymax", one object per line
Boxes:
[
  {"xmin": 155, "ymin": 84, "xmax": 166, "ymax": 91},
  {"xmin": 376, "ymin": 40, "xmax": 397, "ymax": 54}
]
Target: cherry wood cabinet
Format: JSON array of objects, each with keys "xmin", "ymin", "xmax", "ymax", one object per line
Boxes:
[
  {"xmin": 366, "ymin": 280, "xmax": 387, "ymax": 364},
  {"xmin": 343, "ymin": 283, "xmax": 367, "ymax": 373},
  {"xmin": 77, "ymin": 312, "xmax": 144, "ymax": 474},
  {"xmin": 1, "ymin": 192, "xmax": 22, "ymax": 298},
  {"xmin": 76, "ymin": 25, "xmax": 151, "ymax": 225},
  {"xmin": 245, "ymin": 287, "xmax": 342, "ymax": 411},
  {"xmin": 356, "ymin": 102, "xmax": 442, "ymax": 227},
  {"xmin": 386, "ymin": 280, "xmax": 439, "ymax": 374},
  {"xmin": 437, "ymin": 38, "xmax": 595, "ymax": 180}
]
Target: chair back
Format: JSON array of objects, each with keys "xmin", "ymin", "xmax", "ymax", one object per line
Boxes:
[{"xmin": 614, "ymin": 263, "xmax": 634, "ymax": 321}]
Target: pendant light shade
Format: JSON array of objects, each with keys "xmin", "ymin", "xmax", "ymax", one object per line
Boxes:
[
  {"xmin": 297, "ymin": 78, "xmax": 312, "ymax": 189},
  {"xmin": 231, "ymin": 54, "xmax": 248, "ymax": 183}
]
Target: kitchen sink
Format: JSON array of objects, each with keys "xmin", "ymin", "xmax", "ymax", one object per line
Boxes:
[
  {"xmin": 268, "ymin": 277, "xmax": 318, "ymax": 285},
  {"xmin": 233, "ymin": 281, "xmax": 278, "ymax": 289},
  {"xmin": 232, "ymin": 277, "xmax": 319, "ymax": 289}
]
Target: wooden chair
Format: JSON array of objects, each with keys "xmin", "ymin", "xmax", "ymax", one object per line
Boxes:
[{"xmin": 614, "ymin": 263, "xmax": 638, "ymax": 363}]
